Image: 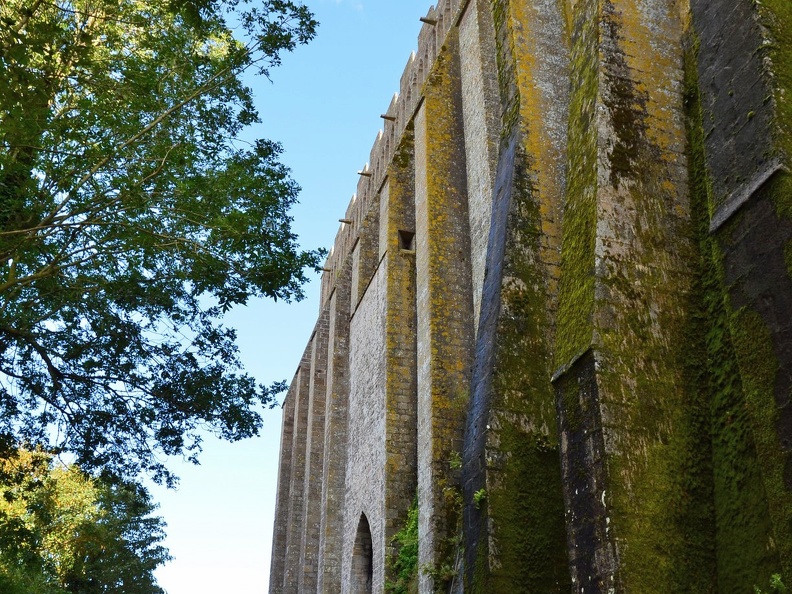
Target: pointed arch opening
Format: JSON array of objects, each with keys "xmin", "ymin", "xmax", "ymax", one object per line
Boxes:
[{"xmin": 351, "ymin": 513, "xmax": 373, "ymax": 594}]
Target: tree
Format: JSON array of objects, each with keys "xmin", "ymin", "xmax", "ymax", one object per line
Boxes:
[
  {"xmin": 0, "ymin": 0, "xmax": 320, "ymax": 484},
  {"xmin": 0, "ymin": 449, "xmax": 170, "ymax": 594}
]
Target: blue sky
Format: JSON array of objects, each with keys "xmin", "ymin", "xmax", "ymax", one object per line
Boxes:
[{"xmin": 149, "ymin": 2, "xmax": 432, "ymax": 592}]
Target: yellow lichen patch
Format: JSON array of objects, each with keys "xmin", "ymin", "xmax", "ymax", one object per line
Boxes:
[
  {"xmin": 612, "ymin": 0, "xmax": 686, "ymax": 156},
  {"xmin": 412, "ymin": 27, "xmax": 473, "ymax": 590},
  {"xmin": 509, "ymin": 0, "xmax": 567, "ymax": 285}
]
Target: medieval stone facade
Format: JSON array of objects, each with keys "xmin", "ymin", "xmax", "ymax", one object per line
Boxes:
[{"xmin": 268, "ymin": 0, "xmax": 792, "ymax": 592}]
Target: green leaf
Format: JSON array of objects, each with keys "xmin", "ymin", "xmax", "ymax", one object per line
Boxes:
[{"xmin": 0, "ymin": 0, "xmax": 321, "ymax": 483}]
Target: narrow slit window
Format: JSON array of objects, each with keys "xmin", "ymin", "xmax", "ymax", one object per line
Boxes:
[{"xmin": 398, "ymin": 230, "xmax": 415, "ymax": 251}]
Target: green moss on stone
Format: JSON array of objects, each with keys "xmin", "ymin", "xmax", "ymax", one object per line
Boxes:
[
  {"xmin": 756, "ymin": 0, "xmax": 792, "ymax": 227},
  {"xmin": 731, "ymin": 309, "xmax": 778, "ymax": 400},
  {"xmin": 554, "ymin": 0, "xmax": 599, "ymax": 367},
  {"xmin": 739, "ymin": 8, "xmax": 792, "ymax": 578},
  {"xmin": 684, "ymin": 31, "xmax": 784, "ymax": 591},
  {"xmin": 487, "ymin": 426, "xmax": 569, "ymax": 593},
  {"xmin": 785, "ymin": 239, "xmax": 792, "ymax": 277},
  {"xmin": 467, "ymin": 507, "xmax": 491, "ymax": 594},
  {"xmin": 729, "ymin": 307, "xmax": 792, "ymax": 580},
  {"xmin": 393, "ymin": 126, "xmax": 415, "ymax": 170},
  {"xmin": 483, "ymin": 141, "xmax": 570, "ymax": 593},
  {"xmin": 562, "ymin": 12, "xmax": 715, "ymax": 590},
  {"xmin": 491, "ymin": 0, "xmax": 520, "ymax": 137},
  {"xmin": 470, "ymin": 3, "xmax": 570, "ymax": 591},
  {"xmin": 768, "ymin": 174, "xmax": 792, "ymax": 224},
  {"xmin": 757, "ymin": 0, "xmax": 792, "ymax": 166}
]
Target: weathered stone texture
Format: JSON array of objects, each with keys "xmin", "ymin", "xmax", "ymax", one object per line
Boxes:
[
  {"xmin": 691, "ymin": 0, "xmax": 792, "ymax": 578},
  {"xmin": 343, "ymin": 259, "xmax": 388, "ymax": 594},
  {"xmin": 461, "ymin": 0, "xmax": 573, "ymax": 589},
  {"xmin": 269, "ymin": 0, "xmax": 792, "ymax": 592},
  {"xmin": 459, "ymin": 0, "xmax": 500, "ymax": 334},
  {"xmin": 554, "ymin": 0, "xmax": 715, "ymax": 591},
  {"xmin": 317, "ymin": 264, "xmax": 351, "ymax": 594},
  {"xmin": 282, "ymin": 353, "xmax": 311, "ymax": 593},
  {"xmin": 414, "ymin": 30, "xmax": 474, "ymax": 594},
  {"xmin": 298, "ymin": 311, "xmax": 329, "ymax": 594},
  {"xmin": 382, "ymin": 145, "xmax": 419, "ymax": 569},
  {"xmin": 269, "ymin": 378, "xmax": 296, "ymax": 594},
  {"xmin": 555, "ymin": 351, "xmax": 610, "ymax": 593},
  {"xmin": 691, "ymin": 0, "xmax": 777, "ymax": 213}
]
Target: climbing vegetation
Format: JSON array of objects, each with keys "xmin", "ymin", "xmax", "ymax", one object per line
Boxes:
[
  {"xmin": 386, "ymin": 498, "xmax": 419, "ymax": 594},
  {"xmin": 756, "ymin": 574, "xmax": 787, "ymax": 594}
]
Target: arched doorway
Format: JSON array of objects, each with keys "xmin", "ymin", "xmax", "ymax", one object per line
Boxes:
[{"xmin": 351, "ymin": 513, "xmax": 373, "ymax": 594}]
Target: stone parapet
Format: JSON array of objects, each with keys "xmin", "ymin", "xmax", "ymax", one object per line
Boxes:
[{"xmin": 319, "ymin": 0, "xmax": 467, "ymax": 308}]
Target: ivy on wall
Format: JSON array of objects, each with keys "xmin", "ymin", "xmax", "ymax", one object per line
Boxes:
[{"xmin": 386, "ymin": 498, "xmax": 419, "ymax": 594}]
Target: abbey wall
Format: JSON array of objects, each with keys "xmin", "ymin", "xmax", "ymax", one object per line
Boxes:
[{"xmin": 268, "ymin": 0, "xmax": 792, "ymax": 592}]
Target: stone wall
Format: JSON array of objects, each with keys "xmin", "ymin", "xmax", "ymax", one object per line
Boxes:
[
  {"xmin": 343, "ymin": 260, "xmax": 388, "ymax": 593},
  {"xmin": 269, "ymin": 0, "xmax": 792, "ymax": 592}
]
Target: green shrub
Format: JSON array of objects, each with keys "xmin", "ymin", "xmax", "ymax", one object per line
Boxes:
[
  {"xmin": 386, "ymin": 498, "xmax": 419, "ymax": 594},
  {"xmin": 755, "ymin": 574, "xmax": 787, "ymax": 594}
]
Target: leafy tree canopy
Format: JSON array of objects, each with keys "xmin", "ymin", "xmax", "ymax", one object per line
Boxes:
[
  {"xmin": 0, "ymin": 449, "xmax": 170, "ymax": 594},
  {"xmin": 0, "ymin": 0, "xmax": 320, "ymax": 484}
]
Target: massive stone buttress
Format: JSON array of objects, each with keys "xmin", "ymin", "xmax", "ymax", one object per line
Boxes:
[{"xmin": 269, "ymin": 1, "xmax": 792, "ymax": 593}]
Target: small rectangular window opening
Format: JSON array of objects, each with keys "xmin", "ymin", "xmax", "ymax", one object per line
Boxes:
[{"xmin": 398, "ymin": 230, "xmax": 415, "ymax": 251}]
